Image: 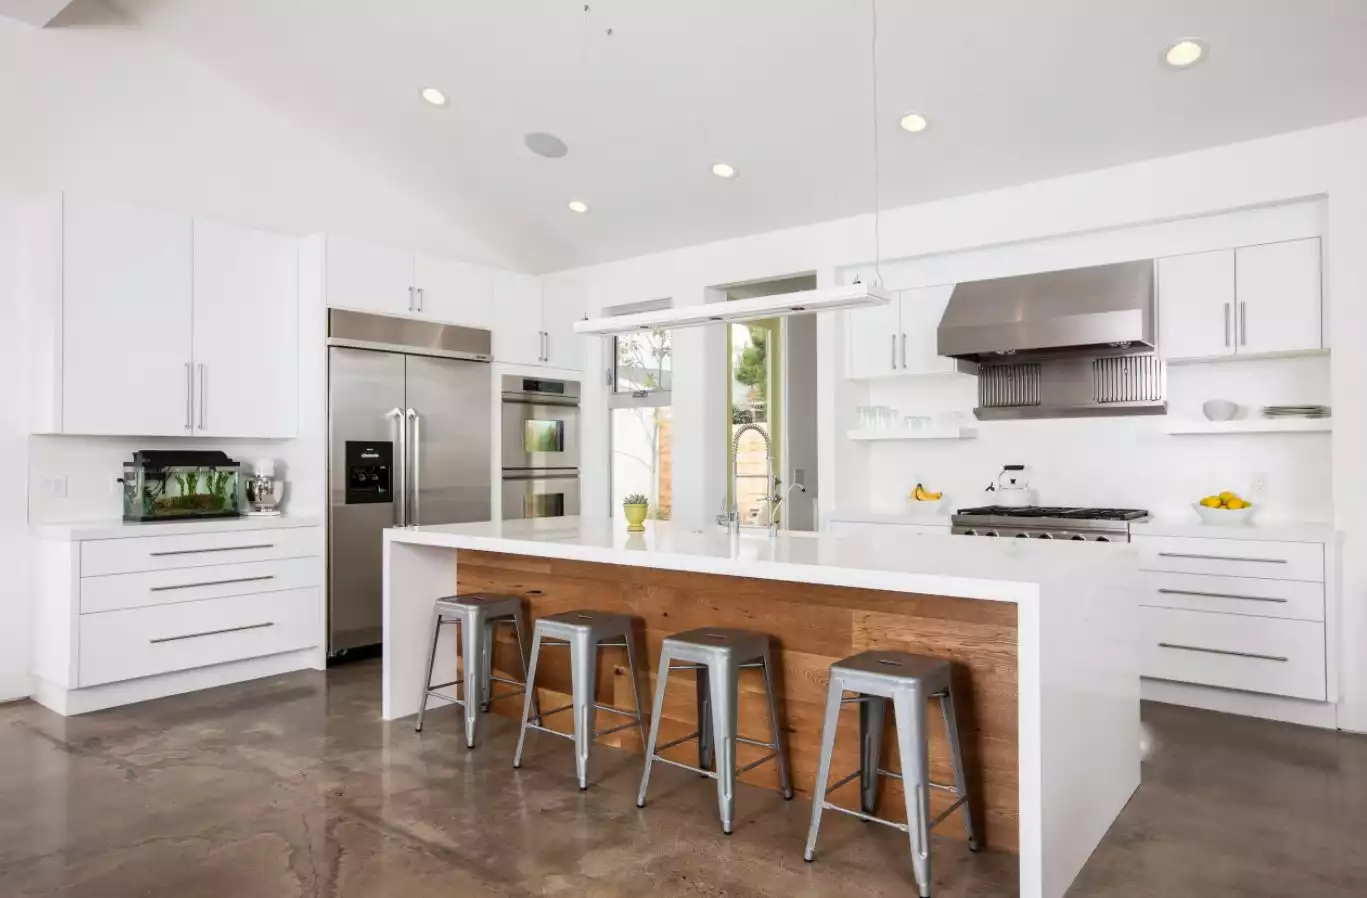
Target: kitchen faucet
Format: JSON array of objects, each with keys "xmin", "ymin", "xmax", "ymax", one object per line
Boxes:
[{"xmin": 719, "ymin": 423, "xmax": 804, "ymax": 537}]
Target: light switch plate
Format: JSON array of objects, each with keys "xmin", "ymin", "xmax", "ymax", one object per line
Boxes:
[{"xmin": 45, "ymin": 475, "xmax": 67, "ymax": 499}]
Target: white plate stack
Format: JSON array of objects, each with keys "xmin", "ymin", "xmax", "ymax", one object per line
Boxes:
[{"xmin": 1262, "ymin": 405, "xmax": 1330, "ymax": 419}]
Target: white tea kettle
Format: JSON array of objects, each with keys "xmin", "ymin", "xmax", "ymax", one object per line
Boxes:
[{"xmin": 989, "ymin": 464, "xmax": 1032, "ymax": 508}]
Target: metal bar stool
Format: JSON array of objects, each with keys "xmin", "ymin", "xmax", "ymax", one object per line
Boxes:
[
  {"xmin": 512, "ymin": 610, "xmax": 647, "ymax": 791},
  {"xmin": 636, "ymin": 627, "xmax": 793, "ymax": 835},
  {"xmin": 414, "ymin": 593, "xmax": 535, "ymax": 750},
  {"xmin": 803, "ymin": 650, "xmax": 978, "ymax": 898}
]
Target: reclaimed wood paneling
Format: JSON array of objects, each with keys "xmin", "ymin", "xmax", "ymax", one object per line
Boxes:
[{"xmin": 455, "ymin": 549, "xmax": 1020, "ymax": 851}]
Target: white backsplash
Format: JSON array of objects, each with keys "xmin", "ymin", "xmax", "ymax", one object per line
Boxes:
[
  {"xmin": 855, "ymin": 355, "xmax": 1333, "ymax": 521},
  {"xmin": 27, "ymin": 435, "xmax": 315, "ymax": 523}
]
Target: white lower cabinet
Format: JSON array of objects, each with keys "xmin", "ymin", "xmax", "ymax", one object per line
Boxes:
[
  {"xmin": 32, "ymin": 521, "xmax": 323, "ymax": 715},
  {"xmin": 829, "ymin": 520, "xmax": 949, "ymax": 538}
]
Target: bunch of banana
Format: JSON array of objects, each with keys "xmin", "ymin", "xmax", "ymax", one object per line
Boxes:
[
  {"xmin": 1199, "ymin": 490, "xmax": 1250, "ymax": 510},
  {"xmin": 911, "ymin": 483, "xmax": 942, "ymax": 502}
]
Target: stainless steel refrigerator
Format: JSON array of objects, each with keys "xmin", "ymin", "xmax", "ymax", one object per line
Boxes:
[{"xmin": 327, "ymin": 310, "xmax": 493, "ymax": 656}]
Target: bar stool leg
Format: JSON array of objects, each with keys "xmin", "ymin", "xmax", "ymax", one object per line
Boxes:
[
  {"xmin": 511, "ymin": 609, "xmax": 539, "ymax": 722},
  {"xmin": 709, "ymin": 658, "xmax": 739, "ymax": 834},
  {"xmin": 623, "ymin": 630, "xmax": 648, "ymax": 748},
  {"xmin": 479, "ymin": 618, "xmax": 495, "ymax": 712},
  {"xmin": 859, "ymin": 695, "xmax": 888, "ymax": 814},
  {"xmin": 570, "ymin": 630, "xmax": 599, "ymax": 790},
  {"xmin": 695, "ymin": 665, "xmax": 714, "ymax": 774},
  {"xmin": 939, "ymin": 688, "xmax": 979, "ymax": 851},
  {"xmin": 512, "ymin": 629, "xmax": 543, "ymax": 769},
  {"xmin": 759, "ymin": 646, "xmax": 793, "ymax": 800},
  {"xmin": 461, "ymin": 613, "xmax": 483, "ymax": 749},
  {"xmin": 803, "ymin": 676, "xmax": 845, "ymax": 862},
  {"xmin": 893, "ymin": 687, "xmax": 932, "ymax": 898},
  {"xmin": 636, "ymin": 646, "xmax": 673, "ymax": 808},
  {"xmin": 414, "ymin": 607, "xmax": 444, "ymax": 733}
]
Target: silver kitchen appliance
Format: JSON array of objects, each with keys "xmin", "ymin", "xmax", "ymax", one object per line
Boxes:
[
  {"xmin": 244, "ymin": 457, "xmax": 283, "ymax": 516},
  {"xmin": 500, "ymin": 374, "xmax": 580, "ymax": 519},
  {"xmin": 951, "ymin": 506, "xmax": 1150, "ymax": 542},
  {"xmin": 328, "ymin": 310, "xmax": 493, "ymax": 656}
]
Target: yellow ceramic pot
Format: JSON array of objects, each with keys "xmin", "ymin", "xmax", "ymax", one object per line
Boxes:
[{"xmin": 623, "ymin": 504, "xmax": 648, "ymax": 532}]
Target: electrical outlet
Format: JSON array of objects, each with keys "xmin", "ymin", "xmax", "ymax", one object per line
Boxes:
[
  {"xmin": 45, "ymin": 475, "xmax": 67, "ymax": 499},
  {"xmin": 1250, "ymin": 472, "xmax": 1268, "ymax": 497}
]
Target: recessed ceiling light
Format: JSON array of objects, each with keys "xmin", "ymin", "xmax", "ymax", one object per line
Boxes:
[
  {"xmin": 420, "ymin": 87, "xmax": 447, "ymax": 106},
  {"xmin": 712, "ymin": 162, "xmax": 737, "ymax": 179},
  {"xmin": 567, "ymin": 200, "xmax": 590, "ymax": 214},
  {"xmin": 1164, "ymin": 39, "xmax": 1205, "ymax": 68},
  {"xmin": 899, "ymin": 112, "xmax": 928, "ymax": 133}
]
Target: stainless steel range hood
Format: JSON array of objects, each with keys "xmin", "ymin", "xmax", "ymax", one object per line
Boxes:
[
  {"xmin": 937, "ymin": 260, "xmax": 1156, "ymax": 363},
  {"xmin": 935, "ymin": 260, "xmax": 1166, "ymax": 420}
]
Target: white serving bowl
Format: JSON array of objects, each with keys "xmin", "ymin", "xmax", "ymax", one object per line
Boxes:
[
  {"xmin": 1192, "ymin": 502, "xmax": 1256, "ymax": 526},
  {"xmin": 1202, "ymin": 399, "xmax": 1239, "ymax": 422}
]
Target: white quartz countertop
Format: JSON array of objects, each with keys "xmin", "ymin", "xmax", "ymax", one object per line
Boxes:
[
  {"xmin": 1131, "ymin": 518, "xmax": 1336, "ymax": 543},
  {"xmin": 827, "ymin": 508, "xmax": 952, "ymax": 526},
  {"xmin": 386, "ymin": 516, "xmax": 1134, "ymax": 604},
  {"xmin": 33, "ymin": 513, "xmax": 322, "ymax": 541}
]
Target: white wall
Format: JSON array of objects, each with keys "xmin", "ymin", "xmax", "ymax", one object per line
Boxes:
[
  {"xmin": 556, "ymin": 116, "xmax": 1367, "ymax": 731},
  {"xmin": 0, "ymin": 14, "xmax": 510, "ymax": 701}
]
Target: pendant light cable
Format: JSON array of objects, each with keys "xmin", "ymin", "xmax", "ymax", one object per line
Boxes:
[{"xmin": 869, "ymin": 0, "xmax": 883, "ymax": 286}]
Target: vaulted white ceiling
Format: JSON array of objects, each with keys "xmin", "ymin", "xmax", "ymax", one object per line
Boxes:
[{"xmin": 112, "ymin": 0, "xmax": 1367, "ymax": 272}]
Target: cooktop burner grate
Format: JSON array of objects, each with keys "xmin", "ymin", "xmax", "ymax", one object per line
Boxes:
[{"xmin": 955, "ymin": 506, "xmax": 1150, "ymax": 521}]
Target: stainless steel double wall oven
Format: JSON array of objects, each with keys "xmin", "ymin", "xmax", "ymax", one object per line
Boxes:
[{"xmin": 500, "ymin": 375, "xmax": 581, "ymax": 520}]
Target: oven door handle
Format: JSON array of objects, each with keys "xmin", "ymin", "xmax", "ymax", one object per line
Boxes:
[{"xmin": 500, "ymin": 395, "xmax": 581, "ymax": 408}]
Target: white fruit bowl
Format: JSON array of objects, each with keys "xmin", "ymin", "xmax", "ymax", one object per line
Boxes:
[{"xmin": 1192, "ymin": 503, "xmax": 1257, "ymax": 526}]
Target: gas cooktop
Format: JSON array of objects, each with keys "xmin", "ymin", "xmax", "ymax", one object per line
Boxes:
[{"xmin": 955, "ymin": 506, "xmax": 1150, "ymax": 521}]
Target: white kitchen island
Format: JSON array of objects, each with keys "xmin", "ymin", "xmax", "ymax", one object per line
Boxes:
[{"xmin": 383, "ymin": 517, "xmax": 1140, "ymax": 898}]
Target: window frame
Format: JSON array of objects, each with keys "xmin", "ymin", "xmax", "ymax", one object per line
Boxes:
[{"xmin": 605, "ymin": 299, "xmax": 673, "ymax": 518}]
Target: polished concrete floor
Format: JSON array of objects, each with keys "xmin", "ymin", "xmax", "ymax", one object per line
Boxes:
[{"xmin": 1, "ymin": 660, "xmax": 1365, "ymax": 897}]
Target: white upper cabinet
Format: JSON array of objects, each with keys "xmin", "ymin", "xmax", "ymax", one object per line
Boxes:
[
  {"xmin": 1157, "ymin": 249, "xmax": 1235, "ymax": 361},
  {"xmin": 1235, "ymin": 238, "xmax": 1322, "ymax": 356},
  {"xmin": 1158, "ymin": 238, "xmax": 1322, "ymax": 361},
  {"xmin": 412, "ymin": 252, "xmax": 493, "ymax": 329},
  {"xmin": 541, "ymin": 280, "xmax": 589, "ymax": 371},
  {"xmin": 324, "ymin": 236, "xmax": 415, "ymax": 317},
  {"xmin": 845, "ymin": 286, "xmax": 954, "ymax": 378},
  {"xmin": 898, "ymin": 286, "xmax": 957, "ymax": 376},
  {"xmin": 61, "ymin": 194, "xmax": 194, "ymax": 436},
  {"xmin": 492, "ymin": 271, "xmax": 544, "ymax": 366},
  {"xmin": 192, "ymin": 219, "xmax": 299, "ymax": 439}
]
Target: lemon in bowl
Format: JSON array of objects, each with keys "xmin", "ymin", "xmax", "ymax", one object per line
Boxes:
[{"xmin": 1193, "ymin": 492, "xmax": 1256, "ymax": 526}]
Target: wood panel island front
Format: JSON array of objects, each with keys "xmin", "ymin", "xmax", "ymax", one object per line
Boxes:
[{"xmin": 382, "ymin": 517, "xmax": 1140, "ymax": 898}]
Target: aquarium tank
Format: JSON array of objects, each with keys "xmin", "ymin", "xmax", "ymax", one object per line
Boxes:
[{"xmin": 120, "ymin": 450, "xmax": 242, "ymax": 522}]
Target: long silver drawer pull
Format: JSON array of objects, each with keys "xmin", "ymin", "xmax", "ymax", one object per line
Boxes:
[
  {"xmin": 150, "ymin": 575, "xmax": 275, "ymax": 592},
  {"xmin": 1158, "ymin": 642, "xmax": 1288, "ymax": 662},
  {"xmin": 1156, "ymin": 552, "xmax": 1287, "ymax": 564},
  {"xmin": 1157, "ymin": 588, "xmax": 1288, "ymax": 604},
  {"xmin": 150, "ymin": 622, "xmax": 274, "ymax": 644},
  {"xmin": 149, "ymin": 543, "xmax": 274, "ymax": 557}
]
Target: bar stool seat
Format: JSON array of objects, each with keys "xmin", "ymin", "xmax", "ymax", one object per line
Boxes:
[
  {"xmin": 415, "ymin": 593, "xmax": 534, "ymax": 750},
  {"xmin": 513, "ymin": 610, "xmax": 648, "ymax": 791},
  {"xmin": 636, "ymin": 627, "xmax": 793, "ymax": 835},
  {"xmin": 803, "ymin": 649, "xmax": 978, "ymax": 898}
]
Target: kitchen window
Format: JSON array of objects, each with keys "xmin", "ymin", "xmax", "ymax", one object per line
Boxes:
[{"xmin": 607, "ymin": 299, "xmax": 673, "ymax": 520}]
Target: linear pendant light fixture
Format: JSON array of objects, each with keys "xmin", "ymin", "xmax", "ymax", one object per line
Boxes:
[{"xmin": 573, "ymin": 0, "xmax": 891, "ymax": 336}]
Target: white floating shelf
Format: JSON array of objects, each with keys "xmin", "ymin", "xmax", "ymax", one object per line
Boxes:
[
  {"xmin": 1162, "ymin": 418, "xmax": 1331, "ymax": 435},
  {"xmin": 846, "ymin": 427, "xmax": 977, "ymax": 441}
]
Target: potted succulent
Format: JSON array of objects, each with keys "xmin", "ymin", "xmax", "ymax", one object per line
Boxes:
[{"xmin": 622, "ymin": 493, "xmax": 650, "ymax": 532}]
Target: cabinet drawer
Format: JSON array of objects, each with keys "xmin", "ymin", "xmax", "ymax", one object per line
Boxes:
[
  {"xmin": 1136, "ymin": 535, "xmax": 1323, "ymax": 582},
  {"xmin": 80, "ymin": 557, "xmax": 322, "ymax": 614},
  {"xmin": 80, "ymin": 526, "xmax": 319, "ymax": 576},
  {"xmin": 78, "ymin": 587, "xmax": 319, "ymax": 687},
  {"xmin": 1140, "ymin": 572, "xmax": 1324, "ymax": 622},
  {"xmin": 1139, "ymin": 606, "xmax": 1325, "ymax": 700}
]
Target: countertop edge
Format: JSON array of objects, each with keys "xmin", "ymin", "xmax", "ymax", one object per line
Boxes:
[
  {"xmin": 1130, "ymin": 519, "xmax": 1337, "ymax": 543},
  {"xmin": 32, "ymin": 514, "xmax": 323, "ymax": 541}
]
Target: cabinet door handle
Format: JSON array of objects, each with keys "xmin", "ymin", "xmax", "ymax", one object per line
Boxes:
[
  {"xmin": 1240, "ymin": 301, "xmax": 1248, "ymax": 346},
  {"xmin": 900, "ymin": 333, "xmax": 907, "ymax": 369},
  {"xmin": 197, "ymin": 363, "xmax": 206, "ymax": 430},
  {"xmin": 408, "ymin": 286, "xmax": 416, "ymax": 311},
  {"xmin": 1223, "ymin": 303, "xmax": 1231, "ymax": 347},
  {"xmin": 1158, "ymin": 642, "xmax": 1288, "ymax": 663},
  {"xmin": 150, "ymin": 622, "xmax": 274, "ymax": 644},
  {"xmin": 1156, "ymin": 551, "xmax": 1287, "ymax": 564},
  {"xmin": 149, "ymin": 543, "xmax": 274, "ymax": 557},
  {"xmin": 151, "ymin": 575, "xmax": 275, "ymax": 592},
  {"xmin": 890, "ymin": 334, "xmax": 896, "ymax": 369},
  {"xmin": 184, "ymin": 362, "xmax": 193, "ymax": 431},
  {"xmin": 416, "ymin": 287, "xmax": 425, "ymax": 312},
  {"xmin": 1156, "ymin": 587, "xmax": 1288, "ymax": 604}
]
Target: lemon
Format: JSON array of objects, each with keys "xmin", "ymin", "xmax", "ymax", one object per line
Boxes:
[
  {"xmin": 1200, "ymin": 496, "xmax": 1222, "ymax": 508},
  {"xmin": 1218, "ymin": 491, "xmax": 1238, "ymax": 502},
  {"xmin": 1226, "ymin": 498, "xmax": 1248, "ymax": 510}
]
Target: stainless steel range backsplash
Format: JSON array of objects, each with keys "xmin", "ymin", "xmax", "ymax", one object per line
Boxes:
[{"xmin": 974, "ymin": 351, "xmax": 1166, "ymax": 420}]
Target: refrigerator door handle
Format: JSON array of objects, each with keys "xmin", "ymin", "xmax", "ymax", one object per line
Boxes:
[
  {"xmin": 386, "ymin": 407, "xmax": 406, "ymax": 526},
  {"xmin": 407, "ymin": 408, "xmax": 420, "ymax": 526}
]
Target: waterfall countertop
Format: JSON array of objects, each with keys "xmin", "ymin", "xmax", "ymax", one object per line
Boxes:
[{"xmin": 384, "ymin": 515, "xmax": 1134, "ymax": 604}]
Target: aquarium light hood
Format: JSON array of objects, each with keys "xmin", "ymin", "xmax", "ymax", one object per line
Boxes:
[{"xmin": 572, "ymin": 282, "xmax": 893, "ymax": 336}]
